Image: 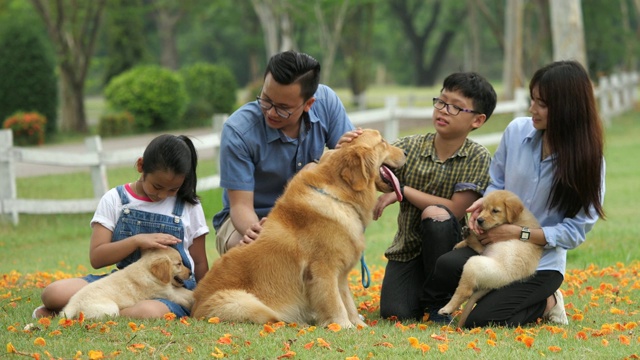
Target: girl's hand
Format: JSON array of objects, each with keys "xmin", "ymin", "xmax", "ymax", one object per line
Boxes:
[
  {"xmin": 136, "ymin": 233, "xmax": 182, "ymax": 249},
  {"xmin": 466, "ymin": 197, "xmax": 484, "ymax": 234},
  {"xmin": 373, "ymin": 192, "xmax": 397, "ymax": 220}
]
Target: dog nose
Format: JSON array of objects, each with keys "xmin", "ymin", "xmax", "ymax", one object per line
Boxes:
[{"xmin": 477, "ymin": 218, "xmax": 484, "ymax": 225}]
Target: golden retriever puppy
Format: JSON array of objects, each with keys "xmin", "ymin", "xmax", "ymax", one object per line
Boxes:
[
  {"xmin": 61, "ymin": 247, "xmax": 194, "ymax": 319},
  {"xmin": 192, "ymin": 129, "xmax": 406, "ymax": 328},
  {"xmin": 438, "ymin": 190, "xmax": 543, "ymax": 327}
]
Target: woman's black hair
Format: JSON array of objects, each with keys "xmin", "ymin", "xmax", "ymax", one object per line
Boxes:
[{"xmin": 141, "ymin": 134, "xmax": 199, "ymax": 205}]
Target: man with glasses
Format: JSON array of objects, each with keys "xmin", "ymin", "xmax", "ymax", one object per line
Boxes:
[
  {"xmin": 370, "ymin": 72, "xmax": 497, "ymax": 323},
  {"xmin": 213, "ymin": 50, "xmax": 355, "ymax": 255}
]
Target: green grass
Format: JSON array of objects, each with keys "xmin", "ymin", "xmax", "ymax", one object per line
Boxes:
[{"xmin": 1, "ymin": 111, "xmax": 639, "ymax": 359}]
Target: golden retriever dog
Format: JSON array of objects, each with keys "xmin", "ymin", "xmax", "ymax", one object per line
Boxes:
[
  {"xmin": 192, "ymin": 129, "xmax": 406, "ymax": 328},
  {"xmin": 61, "ymin": 247, "xmax": 194, "ymax": 319},
  {"xmin": 438, "ymin": 190, "xmax": 543, "ymax": 327}
]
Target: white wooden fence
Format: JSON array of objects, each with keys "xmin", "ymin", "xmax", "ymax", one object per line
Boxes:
[{"xmin": 1, "ymin": 72, "xmax": 637, "ymax": 224}]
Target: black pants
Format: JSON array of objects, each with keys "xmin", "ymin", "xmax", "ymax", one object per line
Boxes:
[
  {"xmin": 380, "ymin": 205, "xmax": 461, "ymax": 320},
  {"xmin": 423, "ymin": 244, "xmax": 564, "ymax": 328}
]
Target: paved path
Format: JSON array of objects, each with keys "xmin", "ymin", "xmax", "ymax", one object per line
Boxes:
[{"xmin": 15, "ymin": 127, "xmax": 213, "ymax": 178}]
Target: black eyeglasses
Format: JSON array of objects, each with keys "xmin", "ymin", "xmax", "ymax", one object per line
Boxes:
[
  {"xmin": 432, "ymin": 98, "xmax": 479, "ymax": 116},
  {"xmin": 256, "ymin": 96, "xmax": 305, "ymax": 119}
]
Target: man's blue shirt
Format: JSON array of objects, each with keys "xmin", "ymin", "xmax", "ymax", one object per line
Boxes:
[{"xmin": 213, "ymin": 85, "xmax": 354, "ymax": 230}]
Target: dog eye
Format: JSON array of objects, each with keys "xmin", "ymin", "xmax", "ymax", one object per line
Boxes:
[{"xmin": 491, "ymin": 209, "xmax": 500, "ymax": 213}]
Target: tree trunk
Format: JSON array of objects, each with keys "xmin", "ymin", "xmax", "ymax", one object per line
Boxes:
[
  {"xmin": 502, "ymin": 0, "xmax": 524, "ymax": 100},
  {"xmin": 30, "ymin": 0, "xmax": 106, "ymax": 133},
  {"xmin": 155, "ymin": 7, "xmax": 181, "ymax": 70},
  {"xmin": 549, "ymin": 0, "xmax": 587, "ymax": 68},
  {"xmin": 59, "ymin": 67, "xmax": 87, "ymax": 133}
]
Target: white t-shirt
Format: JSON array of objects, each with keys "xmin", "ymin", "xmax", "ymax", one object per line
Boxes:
[{"xmin": 91, "ymin": 183, "xmax": 209, "ymax": 271}]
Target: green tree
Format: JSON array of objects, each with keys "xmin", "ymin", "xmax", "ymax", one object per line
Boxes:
[
  {"xmin": 180, "ymin": 62, "xmax": 238, "ymax": 127},
  {"xmin": 0, "ymin": 21, "xmax": 58, "ymax": 136},
  {"xmin": 103, "ymin": 0, "xmax": 148, "ymax": 87},
  {"xmin": 31, "ymin": 0, "xmax": 107, "ymax": 133}
]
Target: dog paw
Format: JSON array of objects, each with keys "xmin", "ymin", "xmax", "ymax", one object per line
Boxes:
[{"xmin": 437, "ymin": 307, "xmax": 452, "ymax": 316}]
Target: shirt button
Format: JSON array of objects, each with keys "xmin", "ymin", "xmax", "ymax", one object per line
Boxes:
[{"xmin": 297, "ymin": 162, "xmax": 302, "ymax": 167}]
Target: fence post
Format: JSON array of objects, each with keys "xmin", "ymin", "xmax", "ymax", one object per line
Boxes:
[
  {"xmin": 383, "ymin": 96, "xmax": 399, "ymax": 142},
  {"xmin": 85, "ymin": 136, "xmax": 109, "ymax": 198},
  {"xmin": 0, "ymin": 129, "xmax": 18, "ymax": 224},
  {"xmin": 212, "ymin": 114, "xmax": 227, "ymax": 176},
  {"xmin": 514, "ymin": 88, "xmax": 529, "ymax": 118}
]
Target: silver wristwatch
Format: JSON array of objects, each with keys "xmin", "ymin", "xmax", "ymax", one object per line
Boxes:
[{"xmin": 519, "ymin": 227, "xmax": 530, "ymax": 242}]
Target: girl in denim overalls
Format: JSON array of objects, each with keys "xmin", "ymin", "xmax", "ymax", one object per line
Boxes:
[{"xmin": 34, "ymin": 135, "xmax": 209, "ymax": 319}]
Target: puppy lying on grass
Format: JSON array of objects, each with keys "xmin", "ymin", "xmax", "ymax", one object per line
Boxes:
[{"xmin": 62, "ymin": 247, "xmax": 194, "ymax": 319}]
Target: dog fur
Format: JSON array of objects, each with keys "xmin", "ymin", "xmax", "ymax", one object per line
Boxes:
[
  {"xmin": 191, "ymin": 129, "xmax": 406, "ymax": 328},
  {"xmin": 61, "ymin": 247, "xmax": 194, "ymax": 319},
  {"xmin": 438, "ymin": 190, "xmax": 543, "ymax": 327}
]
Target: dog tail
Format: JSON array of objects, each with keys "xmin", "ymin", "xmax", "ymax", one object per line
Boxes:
[
  {"xmin": 456, "ymin": 289, "xmax": 490, "ymax": 328},
  {"xmin": 192, "ymin": 289, "xmax": 279, "ymax": 324}
]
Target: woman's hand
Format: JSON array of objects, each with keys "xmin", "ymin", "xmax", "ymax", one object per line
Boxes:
[{"xmin": 466, "ymin": 197, "xmax": 484, "ymax": 234}]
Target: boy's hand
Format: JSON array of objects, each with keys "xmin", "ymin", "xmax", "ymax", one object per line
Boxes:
[{"xmin": 373, "ymin": 192, "xmax": 398, "ymax": 220}]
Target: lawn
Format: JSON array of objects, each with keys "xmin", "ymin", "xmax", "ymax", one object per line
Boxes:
[{"xmin": 1, "ymin": 111, "xmax": 639, "ymax": 359}]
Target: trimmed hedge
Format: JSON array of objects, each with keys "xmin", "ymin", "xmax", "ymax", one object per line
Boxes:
[{"xmin": 104, "ymin": 65, "xmax": 189, "ymax": 131}]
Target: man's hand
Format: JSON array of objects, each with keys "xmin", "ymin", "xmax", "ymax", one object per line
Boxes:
[
  {"xmin": 336, "ymin": 128, "xmax": 363, "ymax": 148},
  {"xmin": 240, "ymin": 217, "xmax": 267, "ymax": 245}
]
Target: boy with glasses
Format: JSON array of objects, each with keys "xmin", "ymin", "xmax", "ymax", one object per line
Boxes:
[
  {"xmin": 371, "ymin": 72, "xmax": 497, "ymax": 323},
  {"xmin": 213, "ymin": 50, "xmax": 354, "ymax": 255}
]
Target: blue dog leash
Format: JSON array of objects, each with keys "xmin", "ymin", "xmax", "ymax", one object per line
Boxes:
[{"xmin": 360, "ymin": 254, "xmax": 371, "ymax": 288}]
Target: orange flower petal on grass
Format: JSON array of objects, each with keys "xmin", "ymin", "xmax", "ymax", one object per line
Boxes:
[
  {"xmin": 277, "ymin": 350, "xmax": 296, "ymax": 359},
  {"xmin": 317, "ymin": 338, "xmax": 331, "ymax": 349},
  {"xmin": 408, "ymin": 337, "xmax": 419, "ymax": 348},
  {"xmin": 208, "ymin": 317, "xmax": 220, "ymax": 324},
  {"xmin": 88, "ymin": 350, "xmax": 104, "ymax": 359},
  {"xmin": 163, "ymin": 313, "xmax": 176, "ymax": 321},
  {"xmin": 619, "ymin": 335, "xmax": 631, "ymax": 345},
  {"xmin": 33, "ymin": 337, "xmax": 46, "ymax": 346},
  {"xmin": 211, "ymin": 347, "xmax": 225, "ymax": 358},
  {"xmin": 548, "ymin": 346, "xmax": 562, "ymax": 352},
  {"xmin": 7, "ymin": 343, "xmax": 17, "ymax": 353},
  {"xmin": 373, "ymin": 342, "xmax": 394, "ymax": 348},
  {"xmin": 576, "ymin": 331, "xmax": 588, "ymax": 340},
  {"xmin": 37, "ymin": 318, "xmax": 51, "ymax": 327},
  {"xmin": 571, "ymin": 313, "xmax": 584, "ymax": 321},
  {"xmin": 437, "ymin": 343, "xmax": 448, "ymax": 353},
  {"xmin": 303, "ymin": 341, "xmax": 315, "ymax": 350},
  {"xmin": 217, "ymin": 334, "xmax": 233, "ymax": 344},
  {"xmin": 327, "ymin": 323, "xmax": 341, "ymax": 332}
]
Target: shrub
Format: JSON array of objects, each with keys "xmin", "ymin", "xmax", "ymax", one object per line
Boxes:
[
  {"xmin": 104, "ymin": 65, "xmax": 189, "ymax": 131},
  {"xmin": 98, "ymin": 111, "xmax": 135, "ymax": 137},
  {"xmin": 0, "ymin": 21, "xmax": 58, "ymax": 137},
  {"xmin": 180, "ymin": 62, "xmax": 237, "ymax": 127},
  {"xmin": 3, "ymin": 112, "xmax": 47, "ymax": 146}
]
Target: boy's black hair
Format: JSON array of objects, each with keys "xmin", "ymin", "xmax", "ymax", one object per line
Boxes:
[
  {"xmin": 441, "ymin": 72, "xmax": 497, "ymax": 121},
  {"xmin": 264, "ymin": 50, "xmax": 321, "ymax": 100},
  {"xmin": 141, "ymin": 134, "xmax": 199, "ymax": 205}
]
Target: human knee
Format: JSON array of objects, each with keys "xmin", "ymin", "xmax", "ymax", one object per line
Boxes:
[
  {"xmin": 120, "ymin": 300, "xmax": 170, "ymax": 319},
  {"xmin": 421, "ymin": 205, "xmax": 452, "ymax": 221}
]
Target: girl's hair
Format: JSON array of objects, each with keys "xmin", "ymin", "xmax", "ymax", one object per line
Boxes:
[
  {"xmin": 530, "ymin": 60, "xmax": 605, "ymax": 219},
  {"xmin": 141, "ymin": 134, "xmax": 199, "ymax": 205},
  {"xmin": 264, "ymin": 50, "xmax": 321, "ymax": 100}
]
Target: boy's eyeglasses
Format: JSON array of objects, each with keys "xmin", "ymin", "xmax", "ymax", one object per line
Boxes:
[
  {"xmin": 256, "ymin": 97, "xmax": 305, "ymax": 119},
  {"xmin": 432, "ymin": 98, "xmax": 479, "ymax": 116}
]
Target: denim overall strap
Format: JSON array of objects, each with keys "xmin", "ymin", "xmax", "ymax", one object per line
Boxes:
[{"xmin": 111, "ymin": 186, "xmax": 195, "ymax": 290}]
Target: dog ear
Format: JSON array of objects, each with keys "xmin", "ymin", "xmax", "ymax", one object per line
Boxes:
[
  {"xmin": 340, "ymin": 147, "xmax": 376, "ymax": 191},
  {"xmin": 504, "ymin": 195, "xmax": 524, "ymax": 224},
  {"xmin": 150, "ymin": 257, "xmax": 172, "ymax": 284}
]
